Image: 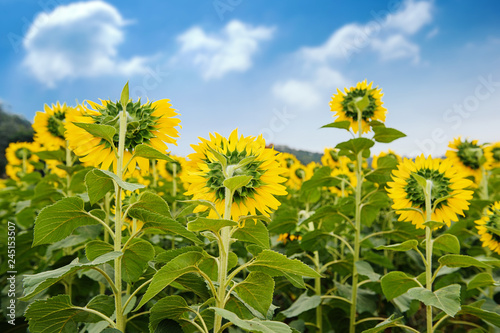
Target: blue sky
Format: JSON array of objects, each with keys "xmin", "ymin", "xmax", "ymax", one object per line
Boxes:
[{"xmin": 1, "ymin": 0, "xmax": 500, "ymax": 157}]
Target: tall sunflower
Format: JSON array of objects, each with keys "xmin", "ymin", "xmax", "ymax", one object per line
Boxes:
[
  {"xmin": 321, "ymin": 148, "xmax": 341, "ymax": 168},
  {"xmin": 66, "ymin": 99, "xmax": 180, "ymax": 175},
  {"xmin": 372, "ymin": 150, "xmax": 402, "ymax": 169},
  {"xmin": 33, "ymin": 102, "xmax": 76, "ymax": 149},
  {"xmin": 445, "ymin": 137, "xmax": 483, "ymax": 182},
  {"xmin": 182, "ymin": 129, "xmax": 287, "ymax": 220},
  {"xmin": 330, "ymin": 80, "xmax": 387, "ymax": 133},
  {"xmin": 387, "ymin": 155, "xmax": 473, "ymax": 229},
  {"xmin": 484, "ymin": 142, "xmax": 500, "ymax": 170},
  {"xmin": 287, "ymin": 162, "xmax": 316, "ymax": 190},
  {"xmin": 329, "ymin": 164, "xmax": 357, "ymax": 197},
  {"xmin": 475, "ymin": 201, "xmax": 500, "ymax": 254}
]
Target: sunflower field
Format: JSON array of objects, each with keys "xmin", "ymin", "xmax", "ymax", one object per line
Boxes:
[{"xmin": 1, "ymin": 81, "xmax": 500, "ymax": 333}]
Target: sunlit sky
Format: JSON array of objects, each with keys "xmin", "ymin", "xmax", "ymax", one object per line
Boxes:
[{"xmin": 1, "ymin": 0, "xmax": 500, "ymax": 157}]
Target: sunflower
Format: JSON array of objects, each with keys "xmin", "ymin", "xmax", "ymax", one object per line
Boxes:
[
  {"xmin": 5, "ymin": 142, "xmax": 40, "ymax": 180},
  {"xmin": 277, "ymin": 233, "xmax": 302, "ymax": 245},
  {"xmin": 484, "ymin": 142, "xmax": 500, "ymax": 170},
  {"xmin": 157, "ymin": 155, "xmax": 187, "ymax": 182},
  {"xmin": 66, "ymin": 99, "xmax": 180, "ymax": 176},
  {"xmin": 182, "ymin": 129, "xmax": 287, "ymax": 220},
  {"xmin": 321, "ymin": 148, "xmax": 341, "ymax": 168},
  {"xmin": 372, "ymin": 150, "xmax": 402, "ymax": 169},
  {"xmin": 446, "ymin": 137, "xmax": 483, "ymax": 182},
  {"xmin": 287, "ymin": 162, "xmax": 315, "ymax": 190},
  {"xmin": 45, "ymin": 159, "xmax": 67, "ymax": 178},
  {"xmin": 330, "ymin": 80, "xmax": 387, "ymax": 134},
  {"xmin": 387, "ymin": 155, "xmax": 473, "ymax": 229},
  {"xmin": 329, "ymin": 164, "xmax": 357, "ymax": 197},
  {"xmin": 33, "ymin": 102, "xmax": 76, "ymax": 149},
  {"xmin": 475, "ymin": 201, "xmax": 500, "ymax": 254}
]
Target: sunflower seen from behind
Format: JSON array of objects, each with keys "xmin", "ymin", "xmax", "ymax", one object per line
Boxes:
[
  {"xmin": 330, "ymin": 80, "xmax": 387, "ymax": 134},
  {"xmin": 475, "ymin": 201, "xmax": 500, "ymax": 254},
  {"xmin": 66, "ymin": 99, "xmax": 180, "ymax": 175},
  {"xmin": 446, "ymin": 137, "xmax": 483, "ymax": 183},
  {"xmin": 485, "ymin": 142, "xmax": 500, "ymax": 171},
  {"xmin": 372, "ymin": 149, "xmax": 402, "ymax": 169},
  {"xmin": 182, "ymin": 129, "xmax": 287, "ymax": 220},
  {"xmin": 387, "ymin": 155, "xmax": 473, "ymax": 229}
]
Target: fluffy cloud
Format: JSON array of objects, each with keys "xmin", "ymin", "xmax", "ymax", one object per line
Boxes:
[
  {"xmin": 273, "ymin": 0, "xmax": 433, "ymax": 109},
  {"xmin": 175, "ymin": 20, "xmax": 275, "ymax": 80},
  {"xmin": 23, "ymin": 1, "xmax": 148, "ymax": 87}
]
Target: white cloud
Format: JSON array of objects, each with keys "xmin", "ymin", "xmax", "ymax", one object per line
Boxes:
[
  {"xmin": 23, "ymin": 1, "xmax": 148, "ymax": 87},
  {"xmin": 175, "ymin": 20, "xmax": 275, "ymax": 80},
  {"xmin": 300, "ymin": 0, "xmax": 432, "ymax": 64},
  {"xmin": 273, "ymin": 0, "xmax": 433, "ymax": 109}
]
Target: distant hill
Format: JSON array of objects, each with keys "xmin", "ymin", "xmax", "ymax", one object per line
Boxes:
[
  {"xmin": 273, "ymin": 144, "xmax": 323, "ymax": 165},
  {"xmin": 0, "ymin": 104, "xmax": 34, "ymax": 177}
]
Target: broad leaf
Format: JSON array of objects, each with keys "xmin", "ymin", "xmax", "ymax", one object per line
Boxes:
[
  {"xmin": 211, "ymin": 308, "xmax": 291, "ymax": 333},
  {"xmin": 34, "ymin": 197, "xmax": 102, "ymax": 246},
  {"xmin": 407, "ymin": 284, "xmax": 461, "ymax": 317},
  {"xmin": 86, "ymin": 240, "xmax": 113, "ymax": 261},
  {"xmin": 72, "ymin": 122, "xmax": 116, "ymax": 146},
  {"xmin": 149, "ymin": 296, "xmax": 191, "ymax": 332},
  {"xmin": 122, "ymin": 239, "xmax": 155, "ymax": 282},
  {"xmin": 467, "ymin": 272, "xmax": 497, "ymax": 290},
  {"xmin": 187, "ymin": 217, "xmax": 238, "ymax": 233},
  {"xmin": 433, "ymin": 234, "xmax": 460, "ymax": 254},
  {"xmin": 128, "ymin": 192, "xmax": 201, "ymax": 244},
  {"xmin": 233, "ymin": 219, "xmax": 270, "ymax": 249},
  {"xmin": 21, "ymin": 252, "xmax": 122, "ymax": 300},
  {"xmin": 234, "ymin": 272, "xmax": 275, "ymax": 316},
  {"xmin": 356, "ymin": 261, "xmax": 381, "ymax": 281},
  {"xmin": 381, "ymin": 271, "xmax": 420, "ymax": 301},
  {"xmin": 96, "ymin": 169, "xmax": 145, "ymax": 192},
  {"xmin": 248, "ymin": 250, "xmax": 320, "ymax": 279},
  {"xmin": 439, "ymin": 254, "xmax": 491, "ymax": 268},
  {"xmin": 85, "ymin": 169, "xmax": 115, "ymax": 204},
  {"xmin": 375, "ymin": 240, "xmax": 418, "ymax": 252},
  {"xmin": 372, "ymin": 126, "xmax": 406, "ymax": 143},
  {"xmin": 459, "ymin": 305, "xmax": 500, "ymax": 327},
  {"xmin": 134, "ymin": 144, "xmax": 173, "ymax": 161},
  {"xmin": 335, "ymin": 138, "xmax": 374, "ymax": 155},
  {"xmin": 281, "ymin": 292, "xmax": 321, "ymax": 318},
  {"xmin": 321, "ymin": 121, "xmax": 351, "ymax": 130},
  {"xmin": 135, "ymin": 251, "xmax": 206, "ymax": 310},
  {"xmin": 223, "ymin": 175, "xmax": 253, "ymax": 192},
  {"xmin": 361, "ymin": 314, "xmax": 404, "ymax": 333}
]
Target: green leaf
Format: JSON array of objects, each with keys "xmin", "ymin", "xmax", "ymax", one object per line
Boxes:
[
  {"xmin": 234, "ymin": 272, "xmax": 275, "ymax": 316},
  {"xmin": 321, "ymin": 121, "xmax": 351, "ymax": 130},
  {"xmin": 72, "ymin": 122, "xmax": 116, "ymax": 146},
  {"xmin": 267, "ymin": 207, "xmax": 298, "ymax": 234},
  {"xmin": 85, "ymin": 169, "xmax": 115, "ymax": 205},
  {"xmin": 25, "ymin": 295, "xmax": 114, "ymax": 333},
  {"xmin": 122, "ymin": 239, "xmax": 155, "ymax": 283},
  {"xmin": 372, "ymin": 126, "xmax": 406, "ymax": 143},
  {"xmin": 423, "ymin": 220, "xmax": 445, "ymax": 229},
  {"xmin": 356, "ymin": 261, "xmax": 381, "ymax": 281},
  {"xmin": 236, "ymin": 156, "xmax": 257, "ymax": 169},
  {"xmin": 129, "ymin": 192, "xmax": 201, "ymax": 245},
  {"xmin": 70, "ymin": 167, "xmax": 93, "ymax": 193},
  {"xmin": 21, "ymin": 252, "xmax": 122, "ymax": 300},
  {"xmin": 211, "ymin": 307, "xmax": 291, "ymax": 333},
  {"xmin": 187, "ymin": 217, "xmax": 238, "ymax": 233},
  {"xmin": 96, "ymin": 169, "xmax": 145, "ymax": 192},
  {"xmin": 375, "ymin": 155, "xmax": 399, "ymax": 169},
  {"xmin": 134, "ymin": 144, "xmax": 173, "ymax": 161},
  {"xmin": 407, "ymin": 284, "xmax": 461, "ymax": 317},
  {"xmin": 207, "ymin": 146, "xmax": 227, "ymax": 168},
  {"xmin": 135, "ymin": 251, "xmax": 206, "ymax": 310},
  {"xmin": 467, "ymin": 272, "xmax": 497, "ymax": 290},
  {"xmin": 223, "ymin": 175, "xmax": 253, "ymax": 192},
  {"xmin": 433, "ymin": 234, "xmax": 460, "ymax": 254},
  {"xmin": 233, "ymin": 219, "xmax": 270, "ymax": 249},
  {"xmin": 301, "ymin": 167, "xmax": 340, "ymax": 192},
  {"xmin": 281, "ymin": 292, "xmax": 321, "ymax": 318},
  {"xmin": 85, "ymin": 240, "xmax": 113, "ymax": 260},
  {"xmin": 121, "ymin": 81, "xmax": 129, "ymax": 106},
  {"xmin": 411, "ymin": 172, "xmax": 428, "ymax": 191},
  {"xmin": 86, "ymin": 295, "xmax": 115, "ymax": 318},
  {"xmin": 34, "ymin": 149, "xmax": 66, "ymax": 162},
  {"xmin": 459, "ymin": 305, "xmax": 500, "ymax": 327},
  {"xmin": 439, "ymin": 254, "xmax": 491, "ymax": 268},
  {"xmin": 155, "ymin": 246, "xmax": 203, "ymax": 264},
  {"xmin": 335, "ymin": 138, "xmax": 374, "ymax": 155},
  {"xmin": 149, "ymin": 296, "xmax": 191, "ymax": 332},
  {"xmin": 178, "ymin": 199, "xmax": 220, "ymax": 217},
  {"xmin": 248, "ymin": 250, "xmax": 321, "ymax": 279},
  {"xmin": 226, "ymin": 297, "xmax": 255, "ymax": 320},
  {"xmin": 375, "ymin": 239, "xmax": 418, "ymax": 252},
  {"xmin": 380, "ymin": 271, "xmax": 420, "ymax": 301},
  {"xmin": 34, "ymin": 197, "xmax": 102, "ymax": 246},
  {"xmin": 361, "ymin": 314, "xmax": 404, "ymax": 333}
]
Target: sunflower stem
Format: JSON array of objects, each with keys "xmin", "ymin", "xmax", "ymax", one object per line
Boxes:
[
  {"xmin": 424, "ymin": 179, "xmax": 434, "ymax": 333},
  {"xmin": 65, "ymin": 141, "xmax": 73, "ymax": 197},
  {"xmin": 152, "ymin": 159, "xmax": 158, "ymax": 188},
  {"xmin": 214, "ymin": 185, "xmax": 234, "ymax": 333},
  {"xmin": 113, "ymin": 101, "xmax": 128, "ymax": 332},
  {"xmin": 21, "ymin": 149, "xmax": 27, "ymax": 175},
  {"xmin": 349, "ymin": 148, "xmax": 363, "ymax": 333},
  {"xmin": 172, "ymin": 162, "xmax": 178, "ymax": 212}
]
